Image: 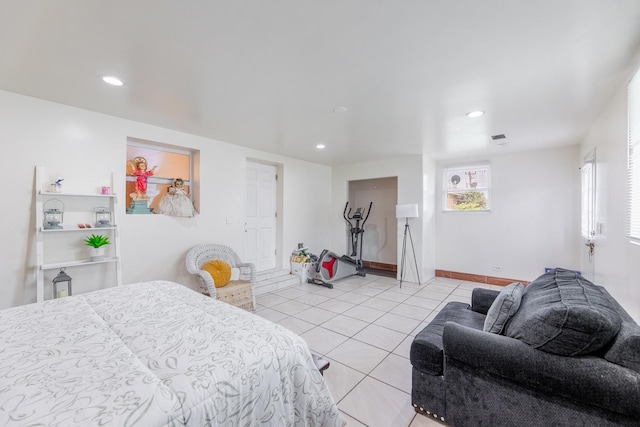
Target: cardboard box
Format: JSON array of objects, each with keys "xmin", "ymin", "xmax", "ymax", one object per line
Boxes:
[{"xmin": 291, "ymin": 261, "xmax": 317, "ymax": 282}]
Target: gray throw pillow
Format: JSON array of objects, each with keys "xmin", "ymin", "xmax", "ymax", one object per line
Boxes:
[{"xmin": 483, "ymin": 282, "xmax": 525, "ymax": 334}]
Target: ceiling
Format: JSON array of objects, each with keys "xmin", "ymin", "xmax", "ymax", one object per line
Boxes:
[{"xmin": 2, "ymin": 1, "xmax": 640, "ymax": 166}]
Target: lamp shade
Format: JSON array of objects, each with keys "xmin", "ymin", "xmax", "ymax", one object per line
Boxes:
[{"xmin": 396, "ymin": 203, "xmax": 419, "ymax": 219}]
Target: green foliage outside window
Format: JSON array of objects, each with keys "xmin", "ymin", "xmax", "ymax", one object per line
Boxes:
[{"xmin": 453, "ymin": 191, "xmax": 487, "ymax": 210}]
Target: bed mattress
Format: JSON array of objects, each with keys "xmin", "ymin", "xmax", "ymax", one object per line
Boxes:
[{"xmin": 0, "ymin": 280, "xmax": 342, "ymax": 426}]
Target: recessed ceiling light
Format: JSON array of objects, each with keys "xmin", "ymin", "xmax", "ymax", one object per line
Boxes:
[
  {"xmin": 466, "ymin": 110, "xmax": 484, "ymax": 118},
  {"xmin": 102, "ymin": 76, "xmax": 124, "ymax": 86},
  {"xmin": 316, "ymin": 144, "xmax": 326, "ymax": 149},
  {"xmin": 333, "ymin": 107, "xmax": 347, "ymax": 114}
]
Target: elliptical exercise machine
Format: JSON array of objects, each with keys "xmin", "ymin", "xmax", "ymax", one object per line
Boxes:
[{"xmin": 309, "ymin": 202, "xmax": 372, "ymax": 288}]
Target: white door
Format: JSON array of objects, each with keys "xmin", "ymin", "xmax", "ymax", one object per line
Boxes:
[
  {"xmin": 245, "ymin": 161, "xmax": 277, "ymax": 271},
  {"xmin": 580, "ymin": 149, "xmax": 596, "ymax": 281}
]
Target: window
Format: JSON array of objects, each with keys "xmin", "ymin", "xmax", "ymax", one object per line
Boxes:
[
  {"xmin": 581, "ymin": 150, "xmax": 596, "ymax": 240},
  {"xmin": 443, "ymin": 163, "xmax": 490, "ymax": 211},
  {"xmin": 628, "ymin": 66, "xmax": 640, "ymax": 243}
]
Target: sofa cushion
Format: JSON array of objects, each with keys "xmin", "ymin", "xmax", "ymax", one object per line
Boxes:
[
  {"xmin": 505, "ymin": 268, "xmax": 621, "ymax": 356},
  {"xmin": 410, "ymin": 301, "xmax": 485, "ymax": 375},
  {"xmin": 483, "ymin": 282, "xmax": 524, "ymax": 334},
  {"xmin": 599, "ymin": 293, "xmax": 640, "ymax": 373},
  {"xmin": 603, "ymin": 321, "xmax": 640, "ymax": 373}
]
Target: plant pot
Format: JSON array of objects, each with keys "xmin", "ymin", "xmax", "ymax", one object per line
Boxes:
[{"xmin": 90, "ymin": 247, "xmax": 105, "ymax": 261}]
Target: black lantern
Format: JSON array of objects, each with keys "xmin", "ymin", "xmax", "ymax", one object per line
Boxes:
[
  {"xmin": 43, "ymin": 199, "xmax": 64, "ymax": 229},
  {"xmin": 94, "ymin": 207, "xmax": 112, "ymax": 228},
  {"xmin": 52, "ymin": 267, "xmax": 72, "ymax": 298}
]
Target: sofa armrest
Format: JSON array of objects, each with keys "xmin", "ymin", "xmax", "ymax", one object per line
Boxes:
[
  {"xmin": 471, "ymin": 288, "xmax": 499, "ymax": 314},
  {"xmin": 442, "ymin": 321, "xmax": 640, "ymax": 417}
]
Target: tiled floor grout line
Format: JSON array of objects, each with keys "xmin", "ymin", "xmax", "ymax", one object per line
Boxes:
[
  {"xmin": 268, "ymin": 301, "xmax": 434, "ymax": 350},
  {"xmin": 254, "ymin": 275, "xmax": 473, "ymax": 427},
  {"xmin": 332, "ymin": 280, "xmax": 456, "ymax": 426},
  {"xmin": 337, "ymin": 376, "xmax": 374, "ymax": 426}
]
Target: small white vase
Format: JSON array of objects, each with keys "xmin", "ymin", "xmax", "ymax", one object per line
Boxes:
[{"xmin": 90, "ymin": 247, "xmax": 105, "ymax": 261}]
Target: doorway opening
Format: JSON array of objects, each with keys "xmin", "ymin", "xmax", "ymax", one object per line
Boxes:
[{"xmin": 347, "ymin": 177, "xmax": 398, "ymax": 277}]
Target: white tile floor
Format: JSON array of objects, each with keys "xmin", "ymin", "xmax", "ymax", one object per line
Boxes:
[{"xmin": 253, "ymin": 274, "xmax": 503, "ymax": 427}]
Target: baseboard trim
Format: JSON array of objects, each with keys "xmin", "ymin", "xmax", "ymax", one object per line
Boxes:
[
  {"xmin": 435, "ymin": 270, "xmax": 529, "ymax": 286},
  {"xmin": 363, "ymin": 261, "xmax": 397, "ymax": 272}
]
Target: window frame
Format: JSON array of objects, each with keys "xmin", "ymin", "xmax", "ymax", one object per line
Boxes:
[
  {"xmin": 581, "ymin": 149, "xmax": 596, "ymax": 240},
  {"xmin": 628, "ymin": 65, "xmax": 640, "ymax": 244},
  {"xmin": 442, "ymin": 162, "xmax": 491, "ymax": 212}
]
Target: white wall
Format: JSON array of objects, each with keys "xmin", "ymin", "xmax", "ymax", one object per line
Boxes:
[
  {"xmin": 579, "ymin": 76, "xmax": 640, "ymax": 322},
  {"xmin": 422, "ymin": 155, "xmax": 437, "ymax": 279},
  {"xmin": 280, "ymin": 159, "xmax": 333, "ymax": 257},
  {"xmin": 0, "ymin": 90, "xmax": 332, "ymax": 309},
  {"xmin": 332, "ymin": 156, "xmax": 435, "ymax": 284},
  {"xmin": 435, "ymin": 146, "xmax": 581, "ymax": 282},
  {"xmin": 5, "ymin": 87, "xmax": 637, "ymax": 322}
]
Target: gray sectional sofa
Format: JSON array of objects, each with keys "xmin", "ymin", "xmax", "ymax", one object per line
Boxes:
[{"xmin": 410, "ymin": 268, "xmax": 640, "ymax": 427}]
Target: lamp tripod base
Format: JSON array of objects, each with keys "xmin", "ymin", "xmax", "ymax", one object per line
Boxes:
[{"xmin": 399, "ymin": 219, "xmax": 421, "ymax": 288}]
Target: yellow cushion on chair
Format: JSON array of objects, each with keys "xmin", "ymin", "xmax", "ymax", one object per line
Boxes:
[{"xmin": 202, "ymin": 260, "xmax": 232, "ymax": 288}]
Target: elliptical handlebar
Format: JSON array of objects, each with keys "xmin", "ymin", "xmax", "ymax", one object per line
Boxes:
[
  {"xmin": 344, "ymin": 201, "xmax": 373, "ymax": 259},
  {"xmin": 344, "ymin": 201, "xmax": 373, "ymax": 224},
  {"xmin": 360, "ymin": 201, "xmax": 372, "ymax": 226},
  {"xmin": 343, "ymin": 202, "xmax": 351, "ymax": 227}
]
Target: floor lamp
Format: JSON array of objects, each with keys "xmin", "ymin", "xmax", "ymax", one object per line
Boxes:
[{"xmin": 396, "ymin": 203, "xmax": 421, "ymax": 288}]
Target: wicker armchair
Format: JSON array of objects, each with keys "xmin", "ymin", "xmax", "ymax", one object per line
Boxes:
[{"xmin": 185, "ymin": 243, "xmax": 256, "ymax": 311}]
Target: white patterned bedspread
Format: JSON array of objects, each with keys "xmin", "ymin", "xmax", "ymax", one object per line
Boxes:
[{"xmin": 0, "ymin": 281, "xmax": 342, "ymax": 426}]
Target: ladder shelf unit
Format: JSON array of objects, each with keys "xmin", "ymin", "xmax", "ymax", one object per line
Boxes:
[{"xmin": 35, "ymin": 166, "xmax": 123, "ymax": 302}]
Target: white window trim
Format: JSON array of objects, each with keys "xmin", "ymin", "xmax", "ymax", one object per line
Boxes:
[
  {"xmin": 628, "ymin": 66, "xmax": 640, "ymax": 244},
  {"xmin": 126, "ymin": 138, "xmax": 194, "ymax": 187},
  {"xmin": 442, "ymin": 162, "xmax": 491, "ymax": 213},
  {"xmin": 581, "ymin": 149, "xmax": 596, "ymax": 240}
]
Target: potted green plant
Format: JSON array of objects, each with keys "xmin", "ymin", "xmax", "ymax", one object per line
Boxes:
[{"xmin": 84, "ymin": 234, "xmax": 110, "ymax": 261}]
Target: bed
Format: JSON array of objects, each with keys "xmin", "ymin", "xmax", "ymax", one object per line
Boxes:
[{"xmin": 0, "ymin": 281, "xmax": 343, "ymax": 426}]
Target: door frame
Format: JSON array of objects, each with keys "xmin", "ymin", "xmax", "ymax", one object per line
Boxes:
[
  {"xmin": 580, "ymin": 148, "xmax": 597, "ymax": 281},
  {"xmin": 245, "ymin": 158, "xmax": 283, "ymax": 272}
]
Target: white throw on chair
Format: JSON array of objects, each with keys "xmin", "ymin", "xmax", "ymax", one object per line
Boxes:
[{"xmin": 185, "ymin": 243, "xmax": 256, "ymax": 311}]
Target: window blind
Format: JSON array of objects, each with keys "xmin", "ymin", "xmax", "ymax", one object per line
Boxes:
[{"xmin": 628, "ymin": 66, "xmax": 640, "ymax": 242}]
